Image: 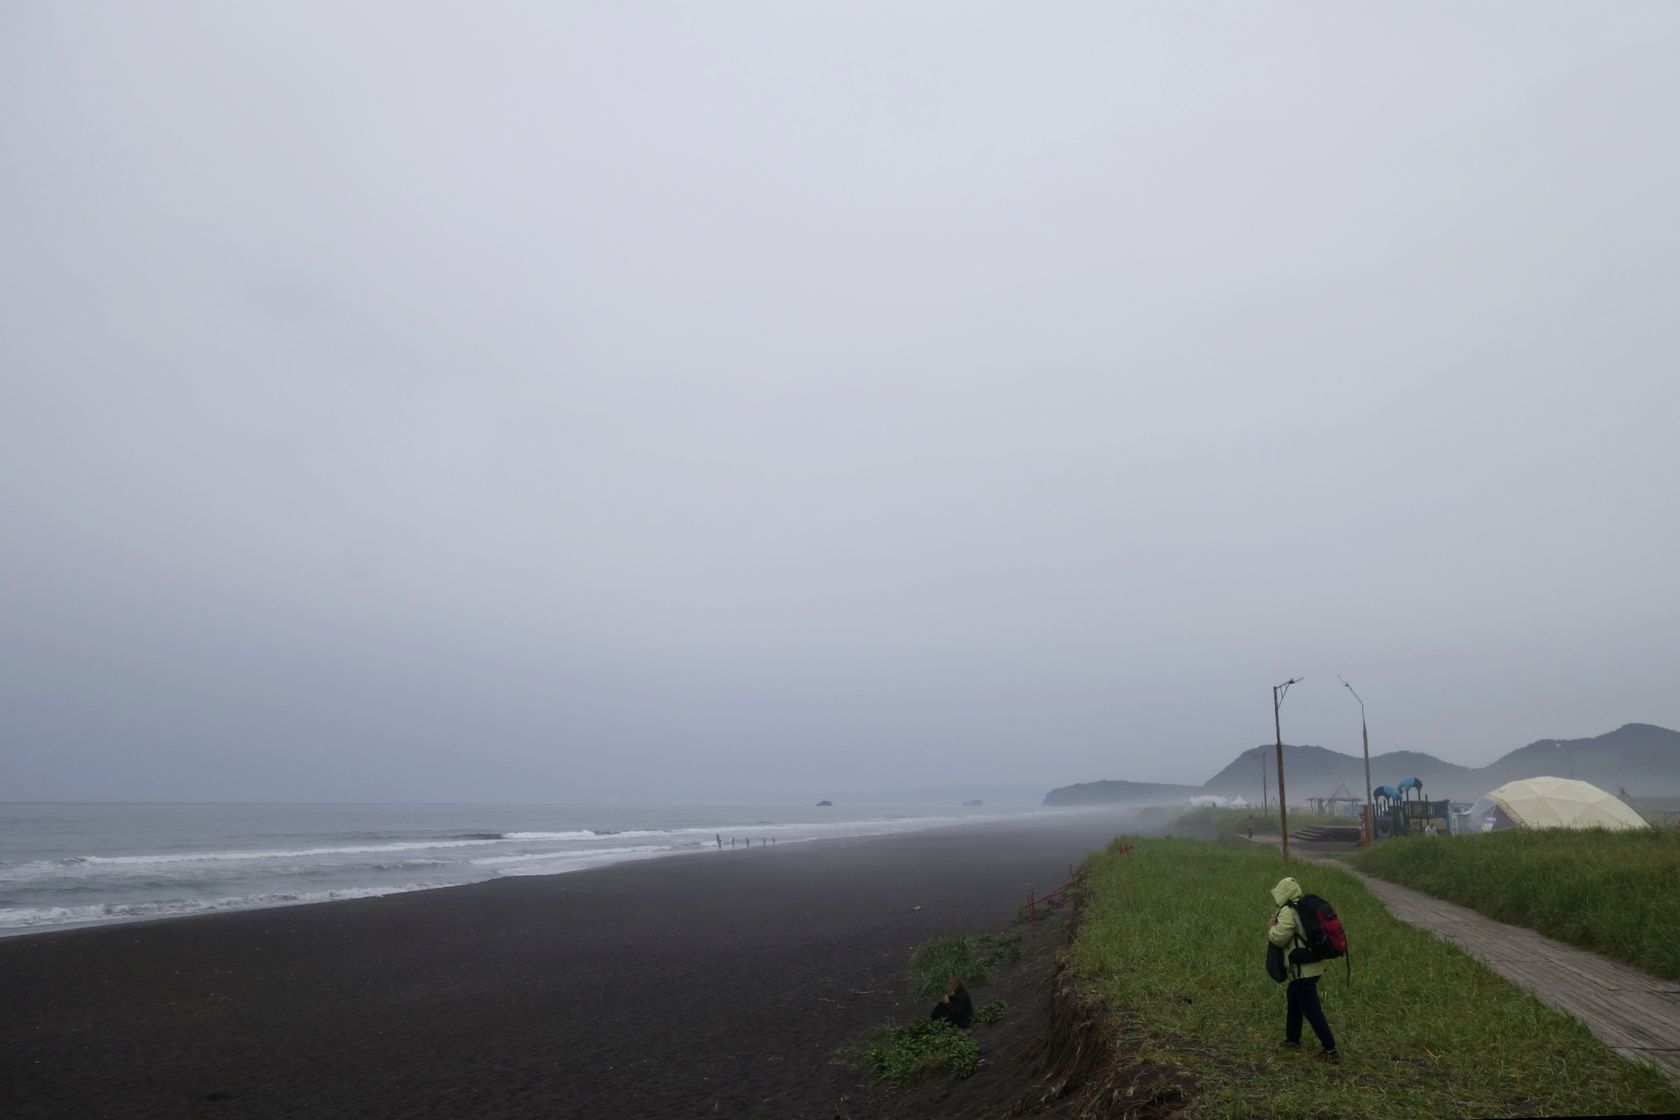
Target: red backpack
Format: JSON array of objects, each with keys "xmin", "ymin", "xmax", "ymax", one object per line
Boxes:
[{"xmin": 1288, "ymin": 893, "xmax": 1349, "ymax": 972}]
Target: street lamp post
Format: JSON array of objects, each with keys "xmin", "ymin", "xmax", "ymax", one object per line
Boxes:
[
  {"xmin": 1556, "ymin": 740, "xmax": 1574, "ymax": 780},
  {"xmin": 1257, "ymin": 745, "xmax": 1269, "ymax": 810},
  {"xmin": 1339, "ymin": 675, "xmax": 1373, "ymax": 846},
  {"xmin": 1274, "ymin": 678, "xmax": 1301, "ymax": 859}
]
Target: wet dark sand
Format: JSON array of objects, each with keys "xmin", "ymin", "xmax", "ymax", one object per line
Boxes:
[{"xmin": 1, "ymin": 808, "xmax": 1144, "ymax": 1120}]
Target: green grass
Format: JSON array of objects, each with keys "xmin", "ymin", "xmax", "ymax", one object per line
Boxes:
[
  {"xmin": 843, "ymin": 928, "xmax": 1022, "ymax": 1090},
  {"xmin": 854, "ymin": 1019, "xmax": 979, "ymax": 1087},
  {"xmin": 1070, "ymin": 838, "xmax": 1680, "ymax": 1119},
  {"xmin": 1350, "ymin": 829, "xmax": 1680, "ymax": 982},
  {"xmin": 907, "ymin": 931, "xmax": 1021, "ymax": 997}
]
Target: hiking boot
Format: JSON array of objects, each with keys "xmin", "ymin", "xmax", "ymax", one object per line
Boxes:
[
  {"xmin": 1317, "ymin": 1049, "xmax": 1341, "ymax": 1064},
  {"xmin": 1281, "ymin": 1040, "xmax": 1302, "ymax": 1052}
]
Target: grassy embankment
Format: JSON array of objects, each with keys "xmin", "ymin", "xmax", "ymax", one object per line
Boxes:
[
  {"xmin": 1070, "ymin": 837, "xmax": 1680, "ymax": 1119},
  {"xmin": 1350, "ymin": 828, "xmax": 1680, "ymax": 982}
]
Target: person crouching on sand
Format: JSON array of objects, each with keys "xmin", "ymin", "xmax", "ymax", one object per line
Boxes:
[
  {"xmin": 1267, "ymin": 876, "xmax": 1339, "ymax": 1062},
  {"xmin": 930, "ymin": 976, "xmax": 973, "ymax": 1029}
]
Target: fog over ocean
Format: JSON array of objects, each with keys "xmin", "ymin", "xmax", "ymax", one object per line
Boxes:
[{"xmin": 0, "ymin": 802, "xmax": 1034, "ymax": 936}]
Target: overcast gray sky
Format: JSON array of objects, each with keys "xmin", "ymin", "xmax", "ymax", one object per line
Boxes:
[{"xmin": 3, "ymin": 2, "xmax": 1678, "ymax": 804}]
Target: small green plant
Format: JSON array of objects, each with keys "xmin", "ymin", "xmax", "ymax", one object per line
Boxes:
[
  {"xmin": 908, "ymin": 931, "xmax": 1022, "ymax": 996},
  {"xmin": 842, "ymin": 928, "xmax": 1018, "ymax": 1090},
  {"xmin": 858, "ymin": 1020, "xmax": 980, "ymax": 1087}
]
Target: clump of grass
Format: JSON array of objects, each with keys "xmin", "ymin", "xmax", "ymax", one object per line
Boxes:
[
  {"xmin": 856, "ymin": 1020, "xmax": 979, "ymax": 1087},
  {"xmin": 844, "ymin": 930, "xmax": 1020, "ymax": 1090},
  {"xmin": 1071, "ymin": 837, "xmax": 1680, "ymax": 1119},
  {"xmin": 909, "ymin": 931, "xmax": 1021, "ymax": 997},
  {"xmin": 1351, "ymin": 827, "xmax": 1680, "ymax": 981}
]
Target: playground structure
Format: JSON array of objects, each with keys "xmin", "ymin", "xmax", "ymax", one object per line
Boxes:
[
  {"xmin": 1370, "ymin": 776, "xmax": 1452, "ymax": 839},
  {"xmin": 1305, "ymin": 782, "xmax": 1364, "ymax": 818}
]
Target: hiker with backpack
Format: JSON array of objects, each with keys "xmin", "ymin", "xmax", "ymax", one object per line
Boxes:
[{"xmin": 1267, "ymin": 876, "xmax": 1342, "ymax": 1063}]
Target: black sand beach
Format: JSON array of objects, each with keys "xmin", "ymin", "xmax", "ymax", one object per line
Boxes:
[{"xmin": 2, "ymin": 809, "xmax": 1141, "ymax": 1119}]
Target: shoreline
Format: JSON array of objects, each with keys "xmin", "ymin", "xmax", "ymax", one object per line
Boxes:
[
  {"xmin": 3, "ymin": 806, "xmax": 1146, "ymax": 1119},
  {"xmin": 0, "ymin": 802, "xmax": 1077, "ymax": 942}
]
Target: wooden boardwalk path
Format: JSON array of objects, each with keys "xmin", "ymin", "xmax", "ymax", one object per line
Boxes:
[{"xmin": 1335, "ymin": 863, "xmax": 1680, "ymax": 1083}]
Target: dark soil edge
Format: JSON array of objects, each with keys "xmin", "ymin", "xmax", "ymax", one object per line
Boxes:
[
  {"xmin": 1003, "ymin": 891, "xmax": 1198, "ymax": 1120},
  {"xmin": 856, "ymin": 883, "xmax": 1200, "ymax": 1119}
]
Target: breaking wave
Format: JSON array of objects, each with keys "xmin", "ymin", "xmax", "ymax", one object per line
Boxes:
[{"xmin": 0, "ymin": 884, "xmax": 441, "ymax": 930}]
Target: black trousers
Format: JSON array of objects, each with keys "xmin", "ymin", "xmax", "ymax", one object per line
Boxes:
[{"xmin": 1286, "ymin": 975, "xmax": 1337, "ymax": 1051}]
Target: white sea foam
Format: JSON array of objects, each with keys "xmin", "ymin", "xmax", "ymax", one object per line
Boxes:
[
  {"xmin": 0, "ymin": 802, "xmax": 1036, "ymax": 937},
  {"xmin": 0, "ymin": 839, "xmax": 507, "ymax": 881},
  {"xmin": 82, "ymin": 839, "xmax": 506, "ymax": 863},
  {"xmin": 0, "ymin": 884, "xmax": 438, "ymax": 931},
  {"xmin": 492, "ymin": 847, "xmax": 695, "ymax": 877},
  {"xmin": 470, "ymin": 844, "xmax": 668, "ymax": 867},
  {"xmin": 505, "ymin": 818, "xmax": 938, "ymax": 843}
]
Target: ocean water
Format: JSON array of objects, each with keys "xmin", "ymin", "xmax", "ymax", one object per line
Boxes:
[{"xmin": 0, "ymin": 801, "xmax": 1029, "ymax": 937}]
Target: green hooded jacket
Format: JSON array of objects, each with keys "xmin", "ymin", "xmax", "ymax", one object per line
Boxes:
[{"xmin": 1267, "ymin": 876, "xmax": 1329, "ymax": 981}]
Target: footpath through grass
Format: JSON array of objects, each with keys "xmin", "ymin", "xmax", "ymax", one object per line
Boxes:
[
  {"xmin": 1071, "ymin": 838, "xmax": 1680, "ymax": 1119},
  {"xmin": 1350, "ymin": 829, "xmax": 1680, "ymax": 982}
]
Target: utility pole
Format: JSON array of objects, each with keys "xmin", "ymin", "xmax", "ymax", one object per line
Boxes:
[
  {"xmin": 1258, "ymin": 746, "xmax": 1268, "ymax": 810},
  {"xmin": 1339, "ymin": 676, "xmax": 1373, "ymax": 846},
  {"xmin": 1274, "ymin": 678, "xmax": 1301, "ymax": 859}
]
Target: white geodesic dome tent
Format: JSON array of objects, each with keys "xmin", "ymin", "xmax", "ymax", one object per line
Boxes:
[{"xmin": 1460, "ymin": 776, "xmax": 1650, "ymax": 833}]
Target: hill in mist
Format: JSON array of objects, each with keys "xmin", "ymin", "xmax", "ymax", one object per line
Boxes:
[
  {"xmin": 1476, "ymin": 724, "xmax": 1680, "ymax": 794},
  {"xmin": 1198, "ymin": 723, "xmax": 1680, "ymax": 803},
  {"xmin": 1041, "ymin": 780, "xmax": 1204, "ymax": 808},
  {"xmin": 1199, "ymin": 744, "xmax": 1475, "ymax": 801},
  {"xmin": 1044, "ymin": 723, "xmax": 1680, "ymax": 806},
  {"xmin": 826, "ymin": 785, "xmax": 1047, "ymax": 807}
]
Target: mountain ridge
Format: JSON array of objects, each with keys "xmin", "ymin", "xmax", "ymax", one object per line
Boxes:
[{"xmin": 1044, "ymin": 723, "xmax": 1680, "ymax": 806}]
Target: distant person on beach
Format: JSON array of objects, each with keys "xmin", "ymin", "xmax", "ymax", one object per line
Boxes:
[
  {"xmin": 1267, "ymin": 876, "xmax": 1339, "ymax": 1062},
  {"xmin": 929, "ymin": 976, "xmax": 973, "ymax": 1029},
  {"xmin": 1247, "ymin": 815, "xmax": 1254, "ymax": 840},
  {"xmin": 715, "ymin": 834, "xmax": 722, "ymax": 850}
]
